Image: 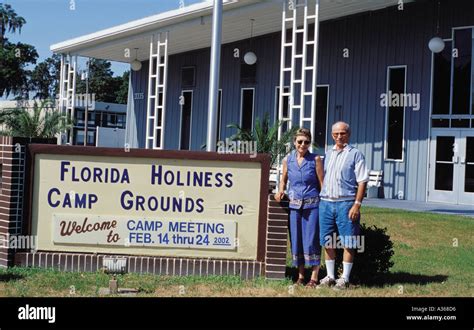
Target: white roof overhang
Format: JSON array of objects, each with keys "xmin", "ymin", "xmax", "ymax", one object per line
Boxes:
[{"xmin": 50, "ymin": 0, "xmax": 413, "ymax": 63}]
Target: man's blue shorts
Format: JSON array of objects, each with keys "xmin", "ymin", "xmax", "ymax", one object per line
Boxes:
[{"xmin": 319, "ymin": 200, "xmax": 361, "ymax": 249}]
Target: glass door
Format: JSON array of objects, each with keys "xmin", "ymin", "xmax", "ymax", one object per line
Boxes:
[
  {"xmin": 458, "ymin": 131, "xmax": 474, "ymax": 205},
  {"xmin": 428, "ymin": 130, "xmax": 460, "ymax": 203}
]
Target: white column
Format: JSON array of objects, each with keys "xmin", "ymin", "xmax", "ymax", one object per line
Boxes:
[{"xmin": 206, "ymin": 0, "xmax": 223, "ymax": 152}]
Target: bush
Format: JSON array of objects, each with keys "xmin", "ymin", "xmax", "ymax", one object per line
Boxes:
[{"xmin": 335, "ymin": 224, "xmax": 394, "ymax": 285}]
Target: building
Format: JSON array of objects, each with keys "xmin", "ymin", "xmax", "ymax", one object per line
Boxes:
[
  {"xmin": 50, "ymin": 0, "xmax": 474, "ymax": 205},
  {"xmin": 0, "ymin": 100, "xmax": 127, "ymax": 147},
  {"xmin": 72, "ymin": 101, "xmax": 126, "ymax": 146}
]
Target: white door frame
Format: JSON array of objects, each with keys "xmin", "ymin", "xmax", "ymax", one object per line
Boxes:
[
  {"xmin": 458, "ymin": 130, "xmax": 474, "ymax": 205},
  {"xmin": 428, "ymin": 129, "xmax": 459, "ymax": 203},
  {"xmin": 429, "ymin": 129, "xmax": 474, "ymax": 205}
]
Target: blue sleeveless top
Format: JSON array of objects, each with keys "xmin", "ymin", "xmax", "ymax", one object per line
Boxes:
[{"xmin": 287, "ymin": 150, "xmax": 320, "ymax": 209}]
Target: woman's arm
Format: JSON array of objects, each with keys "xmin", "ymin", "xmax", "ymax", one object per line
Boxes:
[
  {"xmin": 274, "ymin": 158, "xmax": 288, "ymax": 202},
  {"xmin": 315, "ymin": 155, "xmax": 324, "ymax": 189}
]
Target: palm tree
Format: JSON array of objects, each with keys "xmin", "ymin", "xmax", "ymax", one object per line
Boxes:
[
  {"xmin": 0, "ymin": 3, "xmax": 26, "ymax": 46},
  {"xmin": 0, "ymin": 100, "xmax": 71, "ymax": 138},
  {"xmin": 227, "ymin": 113, "xmax": 299, "ymax": 168}
]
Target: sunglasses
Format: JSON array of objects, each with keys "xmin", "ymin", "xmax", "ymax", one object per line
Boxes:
[{"xmin": 296, "ymin": 140, "xmax": 311, "ymax": 145}]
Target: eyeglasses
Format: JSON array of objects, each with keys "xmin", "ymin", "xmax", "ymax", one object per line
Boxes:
[
  {"xmin": 296, "ymin": 140, "xmax": 311, "ymax": 145},
  {"xmin": 333, "ymin": 132, "xmax": 347, "ymax": 136}
]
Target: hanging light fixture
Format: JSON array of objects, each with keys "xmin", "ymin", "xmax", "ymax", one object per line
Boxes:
[
  {"xmin": 428, "ymin": 0, "xmax": 445, "ymax": 53},
  {"xmin": 244, "ymin": 19, "xmax": 257, "ymax": 65},
  {"xmin": 131, "ymin": 48, "xmax": 142, "ymax": 71}
]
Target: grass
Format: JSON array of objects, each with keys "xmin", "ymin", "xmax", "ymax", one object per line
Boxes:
[{"xmin": 0, "ymin": 207, "xmax": 472, "ymax": 297}]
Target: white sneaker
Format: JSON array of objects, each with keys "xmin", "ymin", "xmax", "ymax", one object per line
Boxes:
[
  {"xmin": 333, "ymin": 277, "xmax": 350, "ymax": 290},
  {"xmin": 316, "ymin": 275, "xmax": 336, "ymax": 289}
]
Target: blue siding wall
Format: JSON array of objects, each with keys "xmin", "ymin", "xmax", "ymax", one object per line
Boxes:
[{"xmin": 127, "ymin": 0, "xmax": 474, "ymax": 201}]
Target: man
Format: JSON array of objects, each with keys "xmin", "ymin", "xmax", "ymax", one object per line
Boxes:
[{"xmin": 318, "ymin": 121, "xmax": 369, "ymax": 290}]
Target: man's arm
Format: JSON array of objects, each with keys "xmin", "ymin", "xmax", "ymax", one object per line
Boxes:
[{"xmin": 349, "ymin": 182, "xmax": 366, "ymax": 221}]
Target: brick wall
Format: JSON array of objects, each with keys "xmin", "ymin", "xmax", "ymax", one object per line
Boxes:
[
  {"xmin": 264, "ymin": 195, "xmax": 289, "ymax": 280},
  {"xmin": 14, "ymin": 252, "xmax": 264, "ymax": 279},
  {"xmin": 0, "ymin": 136, "xmax": 26, "ymax": 268}
]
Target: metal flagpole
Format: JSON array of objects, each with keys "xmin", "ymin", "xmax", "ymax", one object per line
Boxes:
[{"xmin": 206, "ymin": 0, "xmax": 223, "ymax": 152}]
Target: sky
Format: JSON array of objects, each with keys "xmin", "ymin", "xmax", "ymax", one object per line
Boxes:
[{"xmin": 4, "ymin": 0, "xmax": 205, "ymax": 76}]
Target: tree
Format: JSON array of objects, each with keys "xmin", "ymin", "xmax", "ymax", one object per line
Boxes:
[
  {"xmin": 0, "ymin": 100, "xmax": 71, "ymax": 138},
  {"xmin": 227, "ymin": 113, "xmax": 299, "ymax": 168},
  {"xmin": 0, "ymin": 3, "xmax": 26, "ymax": 46},
  {"xmin": 0, "ymin": 3, "xmax": 38, "ymax": 98},
  {"xmin": 0, "ymin": 42, "xmax": 38, "ymax": 97},
  {"xmin": 115, "ymin": 70, "xmax": 129, "ymax": 104},
  {"xmin": 29, "ymin": 54, "xmax": 61, "ymax": 99},
  {"xmin": 76, "ymin": 58, "xmax": 129, "ymax": 104}
]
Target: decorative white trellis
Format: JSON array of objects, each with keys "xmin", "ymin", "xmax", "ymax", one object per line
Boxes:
[
  {"xmin": 278, "ymin": 0, "xmax": 320, "ymax": 139},
  {"xmin": 276, "ymin": 0, "xmax": 320, "ymax": 188},
  {"xmin": 146, "ymin": 32, "xmax": 169, "ymax": 149},
  {"xmin": 58, "ymin": 54, "xmax": 77, "ymax": 144}
]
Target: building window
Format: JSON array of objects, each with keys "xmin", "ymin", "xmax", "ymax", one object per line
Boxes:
[
  {"xmin": 452, "ymin": 28, "xmax": 472, "ymax": 115},
  {"xmin": 75, "ymin": 109, "xmax": 85, "ymax": 126},
  {"xmin": 433, "ymin": 41, "xmax": 452, "ymax": 115},
  {"xmin": 216, "ymin": 89, "xmax": 223, "ymax": 141},
  {"xmin": 314, "ymin": 86, "xmax": 329, "ymax": 151},
  {"xmin": 75, "ymin": 129, "xmax": 84, "ymax": 145},
  {"xmin": 180, "ymin": 91, "xmax": 193, "ymax": 150},
  {"xmin": 240, "ymin": 88, "xmax": 255, "ymax": 131},
  {"xmin": 117, "ymin": 114, "xmax": 126, "ymax": 129},
  {"xmin": 385, "ymin": 66, "xmax": 406, "ymax": 161},
  {"xmin": 240, "ymin": 61, "xmax": 257, "ymax": 84},
  {"xmin": 181, "ymin": 67, "xmax": 196, "ymax": 88},
  {"xmin": 431, "ymin": 27, "xmax": 474, "ymax": 128},
  {"xmin": 95, "ymin": 112, "xmax": 103, "ymax": 127},
  {"xmin": 87, "ymin": 131, "xmax": 95, "ymax": 146},
  {"xmin": 107, "ymin": 113, "xmax": 117, "ymax": 127}
]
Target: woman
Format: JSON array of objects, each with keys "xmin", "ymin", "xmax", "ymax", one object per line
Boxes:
[{"xmin": 274, "ymin": 128, "xmax": 324, "ymax": 287}]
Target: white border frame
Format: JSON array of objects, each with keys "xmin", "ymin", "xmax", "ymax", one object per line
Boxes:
[
  {"xmin": 240, "ymin": 87, "xmax": 255, "ymax": 131},
  {"xmin": 179, "ymin": 89, "xmax": 193, "ymax": 150},
  {"xmin": 384, "ymin": 65, "xmax": 407, "ymax": 162}
]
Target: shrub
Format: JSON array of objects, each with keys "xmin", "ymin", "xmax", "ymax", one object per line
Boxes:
[{"xmin": 335, "ymin": 224, "xmax": 394, "ymax": 285}]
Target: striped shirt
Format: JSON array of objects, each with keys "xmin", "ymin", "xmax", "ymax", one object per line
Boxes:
[{"xmin": 320, "ymin": 144, "xmax": 369, "ymax": 201}]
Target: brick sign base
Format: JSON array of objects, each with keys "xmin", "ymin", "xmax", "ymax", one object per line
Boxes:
[
  {"xmin": 13, "ymin": 195, "xmax": 290, "ymax": 280},
  {"xmin": 14, "ymin": 252, "xmax": 263, "ymax": 279},
  {"xmin": 264, "ymin": 195, "xmax": 289, "ymax": 280}
]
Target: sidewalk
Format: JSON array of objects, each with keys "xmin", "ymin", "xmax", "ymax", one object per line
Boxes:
[{"xmin": 364, "ymin": 199, "xmax": 474, "ymax": 218}]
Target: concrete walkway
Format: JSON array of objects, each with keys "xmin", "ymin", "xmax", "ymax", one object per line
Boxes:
[{"xmin": 363, "ymin": 199, "xmax": 474, "ymax": 218}]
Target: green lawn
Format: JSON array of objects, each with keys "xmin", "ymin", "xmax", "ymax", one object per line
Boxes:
[{"xmin": 0, "ymin": 207, "xmax": 472, "ymax": 297}]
